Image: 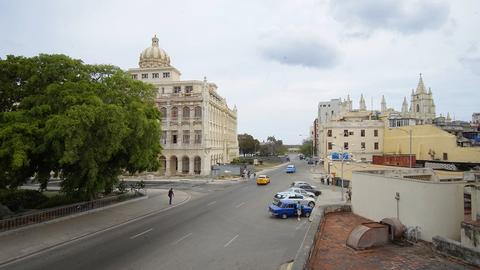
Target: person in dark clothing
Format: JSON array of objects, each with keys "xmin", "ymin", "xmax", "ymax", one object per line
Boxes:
[{"xmin": 168, "ymin": 188, "xmax": 174, "ymax": 205}]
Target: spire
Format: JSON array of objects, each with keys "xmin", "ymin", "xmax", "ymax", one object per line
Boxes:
[
  {"xmin": 381, "ymin": 95, "xmax": 387, "ymax": 112},
  {"xmin": 359, "ymin": 94, "xmax": 366, "ymax": 111},
  {"xmin": 402, "ymin": 97, "xmax": 408, "ymax": 115},
  {"xmin": 416, "ymin": 73, "xmax": 426, "ymax": 94},
  {"xmin": 446, "ymin": 112, "xmax": 451, "ymax": 122},
  {"xmin": 428, "ymin": 87, "xmax": 432, "ymax": 95}
]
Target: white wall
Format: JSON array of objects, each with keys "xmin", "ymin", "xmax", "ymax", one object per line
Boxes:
[{"xmin": 352, "ymin": 171, "xmax": 465, "ymax": 242}]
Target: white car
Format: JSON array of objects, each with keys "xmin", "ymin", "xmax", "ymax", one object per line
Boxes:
[
  {"xmin": 284, "ymin": 187, "xmax": 315, "ymax": 198},
  {"xmin": 274, "ymin": 192, "xmax": 316, "ymax": 207}
]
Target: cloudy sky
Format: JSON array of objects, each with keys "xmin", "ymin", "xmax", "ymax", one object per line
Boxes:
[{"xmin": 1, "ymin": 0, "xmax": 479, "ymax": 144}]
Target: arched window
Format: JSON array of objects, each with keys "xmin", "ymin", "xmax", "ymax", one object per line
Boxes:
[
  {"xmin": 171, "ymin": 107, "xmax": 178, "ymax": 118},
  {"xmin": 416, "ymin": 104, "xmax": 420, "ymax": 113},
  {"xmin": 194, "ymin": 156, "xmax": 201, "ymax": 175},
  {"xmin": 160, "ymin": 107, "xmax": 167, "ymax": 119},
  {"xmin": 183, "ymin": 107, "xmax": 190, "ymax": 119},
  {"xmin": 182, "ymin": 156, "xmax": 189, "ymax": 174},
  {"xmin": 194, "ymin": 106, "xmax": 202, "ymax": 118}
]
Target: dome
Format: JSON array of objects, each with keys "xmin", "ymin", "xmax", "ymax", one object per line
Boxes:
[{"xmin": 139, "ymin": 35, "xmax": 171, "ymax": 68}]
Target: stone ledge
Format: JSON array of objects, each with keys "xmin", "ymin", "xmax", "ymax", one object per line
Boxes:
[{"xmin": 433, "ymin": 235, "xmax": 480, "ymax": 267}]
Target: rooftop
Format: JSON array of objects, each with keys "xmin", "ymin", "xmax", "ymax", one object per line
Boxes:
[{"xmin": 306, "ymin": 211, "xmax": 474, "ymax": 270}]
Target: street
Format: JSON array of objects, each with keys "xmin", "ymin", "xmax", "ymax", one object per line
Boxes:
[{"xmin": 1, "ymin": 158, "xmax": 324, "ymax": 270}]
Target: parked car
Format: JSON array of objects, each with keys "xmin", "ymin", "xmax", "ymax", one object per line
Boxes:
[
  {"xmin": 273, "ymin": 192, "xmax": 315, "ymax": 207},
  {"xmin": 256, "ymin": 175, "xmax": 270, "ymax": 185},
  {"xmin": 282, "ymin": 187, "xmax": 315, "ymax": 198},
  {"xmin": 286, "ymin": 164, "xmax": 296, "ymax": 173},
  {"xmin": 269, "ymin": 199, "xmax": 313, "ymax": 219},
  {"xmin": 296, "ymin": 184, "xmax": 321, "ymax": 196},
  {"xmin": 291, "ymin": 181, "xmax": 315, "ymax": 188}
]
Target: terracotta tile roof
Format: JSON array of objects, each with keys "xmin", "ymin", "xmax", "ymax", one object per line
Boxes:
[{"xmin": 306, "ymin": 211, "xmax": 476, "ymax": 270}]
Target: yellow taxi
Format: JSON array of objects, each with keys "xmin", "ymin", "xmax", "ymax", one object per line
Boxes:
[{"xmin": 256, "ymin": 175, "xmax": 270, "ymax": 185}]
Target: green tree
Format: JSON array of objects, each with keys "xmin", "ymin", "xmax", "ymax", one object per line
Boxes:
[
  {"xmin": 299, "ymin": 139, "xmax": 316, "ymax": 157},
  {"xmin": 259, "ymin": 136, "xmax": 287, "ymax": 156},
  {"xmin": 238, "ymin": 133, "xmax": 260, "ymax": 155},
  {"xmin": 0, "ymin": 54, "xmax": 161, "ymax": 199}
]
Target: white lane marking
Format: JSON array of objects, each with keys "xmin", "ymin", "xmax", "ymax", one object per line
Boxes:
[
  {"xmin": 235, "ymin": 202, "xmax": 245, "ymax": 208},
  {"xmin": 172, "ymin": 232, "xmax": 193, "ymax": 245},
  {"xmin": 295, "ymin": 221, "xmax": 307, "ymax": 230},
  {"xmin": 223, "ymin": 234, "xmax": 239, "ymax": 248},
  {"xmin": 207, "ymin": 201, "xmax": 217, "ymax": 206},
  {"xmin": 129, "ymin": 228, "xmax": 153, "ymax": 239}
]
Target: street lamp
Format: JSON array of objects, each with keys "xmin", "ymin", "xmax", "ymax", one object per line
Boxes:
[{"xmin": 389, "ymin": 127, "xmax": 413, "ymax": 168}]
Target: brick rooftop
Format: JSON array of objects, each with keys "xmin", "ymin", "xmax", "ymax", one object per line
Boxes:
[{"xmin": 306, "ymin": 211, "xmax": 477, "ymax": 270}]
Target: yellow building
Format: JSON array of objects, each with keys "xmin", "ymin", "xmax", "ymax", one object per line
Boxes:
[{"xmin": 384, "ymin": 125, "xmax": 480, "ymax": 164}]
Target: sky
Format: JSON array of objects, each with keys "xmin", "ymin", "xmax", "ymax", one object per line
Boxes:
[{"xmin": 1, "ymin": 0, "xmax": 479, "ymax": 144}]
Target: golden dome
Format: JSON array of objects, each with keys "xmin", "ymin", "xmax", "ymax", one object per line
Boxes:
[{"xmin": 139, "ymin": 35, "xmax": 171, "ymax": 68}]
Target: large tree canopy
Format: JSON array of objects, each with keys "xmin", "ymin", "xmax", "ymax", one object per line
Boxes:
[
  {"xmin": 238, "ymin": 133, "xmax": 260, "ymax": 155},
  {"xmin": 0, "ymin": 54, "xmax": 161, "ymax": 198}
]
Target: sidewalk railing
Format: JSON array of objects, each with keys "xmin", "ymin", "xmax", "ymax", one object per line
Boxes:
[{"xmin": 0, "ymin": 192, "xmax": 143, "ymax": 233}]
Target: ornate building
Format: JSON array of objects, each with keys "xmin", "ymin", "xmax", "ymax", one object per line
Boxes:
[
  {"xmin": 128, "ymin": 36, "xmax": 239, "ymax": 176},
  {"xmin": 407, "ymin": 74, "xmax": 436, "ymax": 124}
]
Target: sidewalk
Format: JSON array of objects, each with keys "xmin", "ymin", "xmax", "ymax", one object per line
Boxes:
[{"xmin": 0, "ymin": 189, "xmax": 190, "ymax": 266}]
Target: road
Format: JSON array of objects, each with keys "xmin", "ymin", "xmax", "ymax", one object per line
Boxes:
[{"xmin": 2, "ymin": 157, "xmax": 321, "ymax": 270}]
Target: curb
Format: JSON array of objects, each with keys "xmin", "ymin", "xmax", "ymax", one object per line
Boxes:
[{"xmin": 0, "ymin": 191, "xmax": 191, "ymax": 267}]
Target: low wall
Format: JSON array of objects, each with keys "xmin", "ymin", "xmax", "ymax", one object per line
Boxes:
[{"xmin": 433, "ymin": 235, "xmax": 480, "ymax": 267}]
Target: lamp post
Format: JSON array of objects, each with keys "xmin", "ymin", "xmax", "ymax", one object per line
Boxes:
[{"xmin": 389, "ymin": 127, "xmax": 413, "ymax": 168}]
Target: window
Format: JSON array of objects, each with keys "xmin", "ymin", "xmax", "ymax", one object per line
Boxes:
[
  {"xmin": 349, "ymin": 131, "xmax": 354, "ymax": 136},
  {"xmin": 327, "ymin": 130, "xmax": 332, "ymax": 137},
  {"xmin": 344, "ymin": 142, "xmax": 349, "ymax": 150},
  {"xmin": 374, "ymin": 129, "xmax": 378, "ymax": 137},
  {"xmin": 361, "ymin": 142, "xmax": 365, "ymax": 150},
  {"xmin": 183, "ymin": 130, "xmax": 190, "ymax": 144},
  {"xmin": 361, "ymin": 129, "xmax": 365, "ymax": 137},
  {"xmin": 171, "ymin": 107, "xmax": 178, "ymax": 118},
  {"xmin": 328, "ymin": 142, "xmax": 332, "ymax": 150},
  {"xmin": 185, "ymin": 86, "xmax": 193, "ymax": 93},
  {"xmin": 374, "ymin": 142, "xmax": 379, "ymax": 150},
  {"xmin": 416, "ymin": 104, "xmax": 420, "ymax": 112},
  {"xmin": 344, "ymin": 130, "xmax": 349, "ymax": 137},
  {"xmin": 161, "ymin": 131, "xmax": 167, "ymax": 144},
  {"xmin": 443, "ymin": 153, "xmax": 448, "ymax": 160},
  {"xmin": 160, "ymin": 107, "xmax": 167, "ymax": 118},
  {"xmin": 152, "ymin": 73, "xmax": 159, "ymax": 78},
  {"xmin": 132, "ymin": 74, "xmax": 137, "ymax": 79},
  {"xmin": 194, "ymin": 130, "xmax": 202, "ymax": 144},
  {"xmin": 173, "ymin": 86, "xmax": 181, "ymax": 93},
  {"xmin": 194, "ymin": 106, "xmax": 202, "ymax": 118},
  {"xmin": 141, "ymin": 73, "xmax": 148, "ymax": 79},
  {"xmin": 183, "ymin": 107, "xmax": 190, "ymax": 119},
  {"xmin": 161, "ymin": 87, "xmax": 165, "ymax": 94},
  {"xmin": 163, "ymin": 72, "xmax": 170, "ymax": 78},
  {"xmin": 171, "ymin": 131, "xmax": 178, "ymax": 144}
]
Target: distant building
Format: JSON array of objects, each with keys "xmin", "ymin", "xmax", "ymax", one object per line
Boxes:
[
  {"xmin": 128, "ymin": 36, "xmax": 239, "ymax": 176},
  {"xmin": 473, "ymin": 113, "xmax": 480, "ymax": 125}
]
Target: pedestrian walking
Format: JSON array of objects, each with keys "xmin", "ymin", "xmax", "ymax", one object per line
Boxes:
[
  {"xmin": 247, "ymin": 170, "xmax": 251, "ymax": 179},
  {"xmin": 168, "ymin": 188, "xmax": 174, "ymax": 205},
  {"xmin": 296, "ymin": 201, "xmax": 302, "ymax": 221}
]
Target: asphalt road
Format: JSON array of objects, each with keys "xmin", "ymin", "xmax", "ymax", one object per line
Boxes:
[{"xmin": 2, "ymin": 157, "xmax": 320, "ymax": 270}]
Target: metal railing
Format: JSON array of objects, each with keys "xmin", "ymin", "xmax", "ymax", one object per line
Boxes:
[{"xmin": 0, "ymin": 192, "xmax": 143, "ymax": 233}]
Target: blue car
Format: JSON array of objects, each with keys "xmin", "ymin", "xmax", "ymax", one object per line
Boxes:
[
  {"xmin": 286, "ymin": 165, "xmax": 296, "ymax": 173},
  {"xmin": 268, "ymin": 199, "xmax": 313, "ymax": 219}
]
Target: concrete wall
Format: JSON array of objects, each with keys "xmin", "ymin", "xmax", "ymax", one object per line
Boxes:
[{"xmin": 351, "ymin": 171, "xmax": 465, "ymax": 242}]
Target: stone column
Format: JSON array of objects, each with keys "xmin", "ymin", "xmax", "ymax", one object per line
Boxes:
[
  {"xmin": 472, "ymin": 186, "xmax": 480, "ymax": 221},
  {"xmin": 165, "ymin": 158, "xmax": 171, "ymax": 177},
  {"xmin": 178, "ymin": 157, "xmax": 183, "ymax": 175},
  {"xmin": 189, "ymin": 157, "xmax": 195, "ymax": 175}
]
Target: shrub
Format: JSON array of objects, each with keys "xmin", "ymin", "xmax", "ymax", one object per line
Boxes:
[
  {"xmin": 37, "ymin": 194, "xmax": 82, "ymax": 209},
  {"xmin": 0, "ymin": 189, "xmax": 49, "ymax": 212}
]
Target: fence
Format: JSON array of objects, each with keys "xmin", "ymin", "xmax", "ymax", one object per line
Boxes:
[{"xmin": 0, "ymin": 192, "xmax": 142, "ymax": 233}]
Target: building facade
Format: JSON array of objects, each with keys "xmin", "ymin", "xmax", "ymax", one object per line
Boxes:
[{"xmin": 128, "ymin": 36, "xmax": 239, "ymax": 176}]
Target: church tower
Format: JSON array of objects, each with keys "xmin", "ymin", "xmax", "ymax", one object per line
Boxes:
[
  {"xmin": 401, "ymin": 97, "xmax": 409, "ymax": 116},
  {"xmin": 381, "ymin": 95, "xmax": 387, "ymax": 113},
  {"xmin": 359, "ymin": 94, "xmax": 366, "ymax": 111},
  {"xmin": 410, "ymin": 74, "xmax": 436, "ymax": 123}
]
